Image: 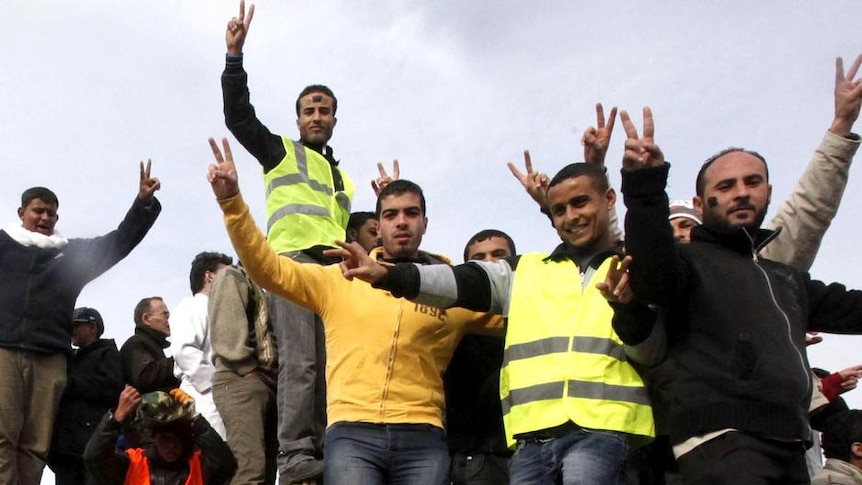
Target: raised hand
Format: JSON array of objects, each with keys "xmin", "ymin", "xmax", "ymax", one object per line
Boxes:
[
  {"xmin": 207, "ymin": 137, "xmax": 240, "ymax": 200},
  {"xmin": 226, "ymin": 0, "xmax": 255, "ymax": 56},
  {"xmin": 621, "ymin": 107, "xmax": 664, "ymax": 172},
  {"xmin": 138, "ymin": 159, "xmax": 161, "ymax": 203},
  {"xmin": 508, "ymin": 150, "xmax": 550, "ymax": 209},
  {"xmin": 371, "ymin": 159, "xmax": 400, "ymax": 196},
  {"xmin": 830, "ymin": 54, "xmax": 862, "ymax": 136},
  {"xmin": 322, "ymin": 240, "xmax": 389, "ymax": 283},
  {"xmin": 114, "ymin": 385, "xmax": 142, "ymax": 424},
  {"xmin": 596, "ymin": 255, "xmax": 634, "ymax": 304},
  {"xmin": 583, "ymin": 103, "xmax": 618, "ymax": 166}
]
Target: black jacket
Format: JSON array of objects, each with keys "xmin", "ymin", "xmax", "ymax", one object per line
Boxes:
[
  {"xmin": 621, "ymin": 164, "xmax": 862, "ymax": 445},
  {"xmin": 84, "ymin": 413, "xmax": 237, "ymax": 485},
  {"xmin": 120, "ymin": 325, "xmax": 180, "ymax": 393},
  {"xmin": 49, "ymin": 338, "xmax": 124, "ymax": 462},
  {"xmin": 0, "ymin": 197, "xmax": 160, "ymax": 354}
]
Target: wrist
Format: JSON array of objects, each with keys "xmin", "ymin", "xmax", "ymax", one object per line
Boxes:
[{"xmin": 829, "ymin": 117, "xmax": 853, "ymax": 137}]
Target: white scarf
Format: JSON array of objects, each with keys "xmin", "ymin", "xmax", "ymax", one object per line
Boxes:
[{"xmin": 3, "ymin": 223, "xmax": 68, "ymax": 249}]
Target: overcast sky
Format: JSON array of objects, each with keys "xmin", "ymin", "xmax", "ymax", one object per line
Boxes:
[{"xmin": 2, "ymin": 2, "xmax": 861, "ymax": 480}]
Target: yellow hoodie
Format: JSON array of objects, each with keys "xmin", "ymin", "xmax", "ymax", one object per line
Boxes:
[{"xmin": 219, "ymin": 193, "xmax": 502, "ymax": 428}]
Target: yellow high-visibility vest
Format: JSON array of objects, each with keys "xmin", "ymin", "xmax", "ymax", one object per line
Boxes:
[
  {"xmin": 263, "ymin": 137, "xmax": 354, "ymax": 254},
  {"xmin": 502, "ymin": 252, "xmax": 654, "ymax": 446}
]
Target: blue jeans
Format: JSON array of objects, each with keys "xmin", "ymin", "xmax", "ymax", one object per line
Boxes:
[
  {"xmin": 324, "ymin": 422, "xmax": 450, "ymax": 485},
  {"xmin": 510, "ymin": 427, "xmax": 627, "ymax": 485}
]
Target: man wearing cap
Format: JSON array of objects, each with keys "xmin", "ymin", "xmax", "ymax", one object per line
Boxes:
[
  {"xmin": 0, "ymin": 162, "xmax": 161, "ymax": 484},
  {"xmin": 667, "ymin": 200, "xmax": 701, "ymax": 244},
  {"xmin": 48, "ymin": 307, "xmax": 124, "ymax": 485},
  {"xmin": 84, "ymin": 385, "xmax": 237, "ymax": 485}
]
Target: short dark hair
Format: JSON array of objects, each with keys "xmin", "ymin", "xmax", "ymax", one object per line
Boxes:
[
  {"xmin": 695, "ymin": 147, "xmax": 769, "ymax": 196},
  {"xmin": 21, "ymin": 186, "xmax": 58, "ymax": 209},
  {"xmin": 375, "ymin": 180, "xmax": 426, "ymax": 218},
  {"xmin": 463, "ymin": 229, "xmax": 516, "ymax": 262},
  {"xmin": 295, "ymin": 85, "xmax": 337, "ymax": 116},
  {"xmin": 189, "ymin": 252, "xmax": 232, "ymax": 294},
  {"xmin": 347, "ymin": 212, "xmax": 376, "ymax": 232},
  {"xmin": 134, "ymin": 297, "xmax": 163, "ymax": 326},
  {"xmin": 548, "ymin": 163, "xmax": 609, "ymax": 193},
  {"xmin": 821, "ymin": 410, "xmax": 862, "ymax": 462}
]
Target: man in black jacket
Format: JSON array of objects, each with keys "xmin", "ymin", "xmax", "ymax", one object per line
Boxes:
[
  {"xmin": 0, "ymin": 161, "xmax": 161, "ymax": 484},
  {"xmin": 121, "ymin": 297, "xmax": 181, "ymax": 394},
  {"xmin": 48, "ymin": 307, "xmax": 124, "ymax": 485},
  {"xmin": 618, "ymin": 106, "xmax": 862, "ymax": 484}
]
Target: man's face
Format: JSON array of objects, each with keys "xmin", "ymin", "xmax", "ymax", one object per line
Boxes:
[
  {"xmin": 378, "ymin": 192, "xmax": 427, "ymax": 260},
  {"xmin": 669, "ymin": 217, "xmax": 699, "ymax": 244},
  {"xmin": 144, "ymin": 300, "xmax": 171, "ymax": 337},
  {"xmin": 547, "ymin": 175, "xmax": 614, "ymax": 252},
  {"xmin": 695, "ymin": 152, "xmax": 771, "ymax": 232},
  {"xmin": 71, "ymin": 321, "xmax": 98, "ymax": 348},
  {"xmin": 466, "ymin": 237, "xmax": 513, "ymax": 263},
  {"xmin": 153, "ymin": 431, "xmax": 184, "ymax": 463},
  {"xmin": 296, "ymin": 92, "xmax": 337, "ymax": 147},
  {"xmin": 349, "ymin": 219, "xmax": 379, "ymax": 253},
  {"xmin": 18, "ymin": 198, "xmax": 58, "ymax": 236}
]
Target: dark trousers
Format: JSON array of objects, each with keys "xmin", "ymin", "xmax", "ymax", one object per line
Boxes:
[
  {"xmin": 676, "ymin": 431, "xmax": 809, "ymax": 485},
  {"xmin": 450, "ymin": 451, "xmax": 509, "ymax": 485}
]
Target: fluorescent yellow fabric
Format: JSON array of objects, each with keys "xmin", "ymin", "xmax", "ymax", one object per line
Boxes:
[
  {"xmin": 502, "ymin": 253, "xmax": 654, "ymax": 445},
  {"xmin": 263, "ymin": 137, "xmax": 354, "ymax": 254},
  {"xmin": 219, "ymin": 193, "xmax": 503, "ymax": 428}
]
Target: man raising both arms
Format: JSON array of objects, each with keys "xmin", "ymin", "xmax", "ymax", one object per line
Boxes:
[{"xmin": 222, "ymin": 2, "xmax": 354, "ymax": 482}]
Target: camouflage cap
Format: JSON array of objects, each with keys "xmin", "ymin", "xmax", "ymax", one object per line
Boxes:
[{"xmin": 134, "ymin": 390, "xmax": 195, "ymax": 425}]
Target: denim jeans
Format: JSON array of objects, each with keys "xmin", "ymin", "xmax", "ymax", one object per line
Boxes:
[
  {"xmin": 324, "ymin": 422, "xmax": 450, "ymax": 485},
  {"xmin": 510, "ymin": 427, "xmax": 627, "ymax": 485}
]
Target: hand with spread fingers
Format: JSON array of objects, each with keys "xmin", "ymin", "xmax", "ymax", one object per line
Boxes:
[
  {"xmin": 226, "ymin": 0, "xmax": 255, "ymax": 56},
  {"xmin": 508, "ymin": 149, "xmax": 550, "ymax": 210},
  {"xmin": 207, "ymin": 137, "xmax": 241, "ymax": 200},
  {"xmin": 830, "ymin": 54, "xmax": 862, "ymax": 136},
  {"xmin": 596, "ymin": 255, "xmax": 634, "ymax": 304},
  {"xmin": 620, "ymin": 107, "xmax": 664, "ymax": 172},
  {"xmin": 583, "ymin": 103, "xmax": 618, "ymax": 167},
  {"xmin": 322, "ymin": 241, "xmax": 389, "ymax": 284},
  {"xmin": 138, "ymin": 159, "xmax": 161, "ymax": 204},
  {"xmin": 371, "ymin": 159, "xmax": 400, "ymax": 196}
]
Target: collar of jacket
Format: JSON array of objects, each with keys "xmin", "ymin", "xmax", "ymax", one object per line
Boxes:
[
  {"xmin": 690, "ymin": 224, "xmax": 781, "ymax": 256},
  {"xmin": 134, "ymin": 325, "xmax": 171, "ymax": 349},
  {"xmin": 371, "ymin": 247, "xmax": 451, "ymax": 266},
  {"xmin": 300, "ymin": 140, "xmax": 338, "ymax": 166},
  {"xmin": 545, "ymin": 241, "xmax": 623, "ymax": 269}
]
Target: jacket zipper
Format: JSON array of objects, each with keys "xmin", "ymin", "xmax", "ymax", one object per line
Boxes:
[{"xmin": 379, "ymin": 299, "xmax": 403, "ymax": 418}]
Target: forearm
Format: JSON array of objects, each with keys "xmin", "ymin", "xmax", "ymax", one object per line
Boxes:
[
  {"xmin": 221, "ymin": 55, "xmax": 285, "ymax": 172},
  {"xmin": 609, "ymin": 301, "xmax": 665, "ymax": 367},
  {"xmin": 194, "ymin": 415, "xmax": 238, "ymax": 483},
  {"xmin": 620, "ymin": 165, "xmax": 680, "ymax": 304},
  {"xmin": 83, "ymin": 413, "xmax": 129, "ymax": 485},
  {"xmin": 218, "ymin": 193, "xmax": 327, "ymax": 313},
  {"xmin": 375, "ymin": 260, "xmax": 510, "ymax": 313},
  {"xmin": 761, "ymin": 131, "xmax": 861, "ymax": 270}
]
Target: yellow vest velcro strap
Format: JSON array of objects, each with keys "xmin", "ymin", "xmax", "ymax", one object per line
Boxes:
[
  {"xmin": 267, "ymin": 173, "xmax": 335, "ymax": 198},
  {"xmin": 501, "ymin": 381, "xmax": 565, "ymax": 415},
  {"xmin": 505, "ymin": 337, "xmax": 569, "ymax": 363},
  {"xmin": 567, "ymin": 379, "xmax": 651, "ymax": 406},
  {"xmin": 572, "ymin": 337, "xmax": 627, "ymax": 362},
  {"xmin": 267, "ymin": 204, "xmax": 331, "ymax": 232}
]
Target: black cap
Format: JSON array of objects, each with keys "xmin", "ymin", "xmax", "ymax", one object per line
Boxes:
[{"xmin": 72, "ymin": 307, "xmax": 104, "ymax": 336}]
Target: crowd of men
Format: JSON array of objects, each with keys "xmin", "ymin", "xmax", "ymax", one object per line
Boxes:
[{"xmin": 3, "ymin": 2, "xmax": 862, "ymax": 485}]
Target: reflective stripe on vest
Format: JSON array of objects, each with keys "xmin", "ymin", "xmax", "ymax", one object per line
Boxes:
[
  {"xmin": 501, "ymin": 253, "xmax": 654, "ymax": 445},
  {"xmin": 124, "ymin": 448, "xmax": 204, "ymax": 485},
  {"xmin": 264, "ymin": 138, "xmax": 354, "ymax": 254}
]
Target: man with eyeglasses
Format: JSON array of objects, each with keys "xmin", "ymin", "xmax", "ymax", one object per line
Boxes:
[{"xmin": 121, "ymin": 297, "xmax": 180, "ymax": 394}]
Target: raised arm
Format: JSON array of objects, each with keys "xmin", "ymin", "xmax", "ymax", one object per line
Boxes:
[
  {"xmin": 207, "ymin": 138, "xmax": 331, "ymax": 313},
  {"xmin": 83, "ymin": 386, "xmax": 141, "ymax": 485},
  {"xmin": 761, "ymin": 54, "xmax": 862, "ymax": 270},
  {"xmin": 221, "ymin": 1, "xmax": 285, "ymax": 172},
  {"xmin": 619, "ymin": 107, "xmax": 680, "ymax": 305}
]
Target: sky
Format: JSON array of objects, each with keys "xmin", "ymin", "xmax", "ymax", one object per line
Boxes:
[{"xmin": 2, "ymin": 1, "xmax": 861, "ymax": 481}]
